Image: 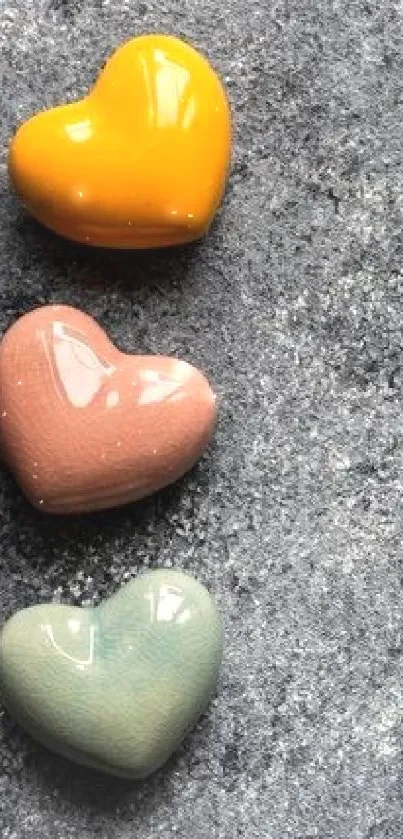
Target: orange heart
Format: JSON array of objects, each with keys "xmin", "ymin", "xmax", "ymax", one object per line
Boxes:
[
  {"xmin": 0, "ymin": 305, "xmax": 217, "ymax": 513},
  {"xmin": 9, "ymin": 35, "xmax": 231, "ymax": 249}
]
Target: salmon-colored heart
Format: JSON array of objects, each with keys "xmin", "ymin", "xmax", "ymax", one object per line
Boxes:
[
  {"xmin": 9, "ymin": 34, "xmax": 231, "ymax": 249},
  {"xmin": 0, "ymin": 306, "xmax": 217, "ymax": 513}
]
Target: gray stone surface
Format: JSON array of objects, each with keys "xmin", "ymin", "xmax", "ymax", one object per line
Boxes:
[{"xmin": 0, "ymin": 0, "xmax": 402, "ymax": 836}]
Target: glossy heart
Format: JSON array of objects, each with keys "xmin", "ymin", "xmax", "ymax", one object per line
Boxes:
[
  {"xmin": 9, "ymin": 34, "xmax": 231, "ymax": 249},
  {"xmin": 0, "ymin": 569, "xmax": 222, "ymax": 778},
  {"xmin": 0, "ymin": 305, "xmax": 217, "ymax": 513}
]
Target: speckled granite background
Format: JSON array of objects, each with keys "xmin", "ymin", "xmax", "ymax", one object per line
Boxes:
[{"xmin": 0, "ymin": 0, "xmax": 402, "ymax": 837}]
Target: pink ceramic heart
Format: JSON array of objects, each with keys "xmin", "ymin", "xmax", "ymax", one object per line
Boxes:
[{"xmin": 0, "ymin": 305, "xmax": 217, "ymax": 513}]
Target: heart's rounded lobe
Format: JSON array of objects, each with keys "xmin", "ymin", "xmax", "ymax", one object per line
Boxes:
[
  {"xmin": 0, "ymin": 305, "xmax": 217, "ymax": 513},
  {"xmin": 9, "ymin": 34, "xmax": 231, "ymax": 248}
]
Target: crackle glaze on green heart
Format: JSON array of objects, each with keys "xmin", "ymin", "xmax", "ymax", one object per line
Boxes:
[{"xmin": 0, "ymin": 569, "xmax": 222, "ymax": 779}]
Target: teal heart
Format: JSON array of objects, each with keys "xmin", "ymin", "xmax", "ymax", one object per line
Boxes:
[{"xmin": 0, "ymin": 569, "xmax": 222, "ymax": 778}]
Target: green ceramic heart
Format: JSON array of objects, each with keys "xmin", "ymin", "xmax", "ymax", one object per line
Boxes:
[{"xmin": 0, "ymin": 569, "xmax": 222, "ymax": 778}]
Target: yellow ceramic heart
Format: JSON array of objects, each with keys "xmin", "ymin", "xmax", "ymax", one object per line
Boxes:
[{"xmin": 9, "ymin": 35, "xmax": 231, "ymax": 249}]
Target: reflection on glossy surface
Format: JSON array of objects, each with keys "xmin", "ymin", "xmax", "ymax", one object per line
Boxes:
[
  {"xmin": 0, "ymin": 304, "xmax": 217, "ymax": 513},
  {"xmin": 8, "ymin": 34, "xmax": 231, "ymax": 249},
  {"xmin": 151, "ymin": 51, "xmax": 191, "ymax": 128},
  {"xmin": 0, "ymin": 570, "xmax": 223, "ymax": 779},
  {"xmin": 145, "ymin": 584, "xmax": 189, "ymax": 624},
  {"xmin": 49, "ymin": 322, "xmax": 191, "ymax": 410},
  {"xmin": 65, "ymin": 118, "xmax": 93, "ymax": 143},
  {"xmin": 42, "ymin": 621, "xmax": 96, "ymax": 670},
  {"xmin": 51, "ymin": 322, "xmax": 115, "ymax": 408}
]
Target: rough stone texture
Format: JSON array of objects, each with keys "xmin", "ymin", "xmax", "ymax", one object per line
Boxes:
[{"xmin": 0, "ymin": 0, "xmax": 402, "ymax": 837}]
